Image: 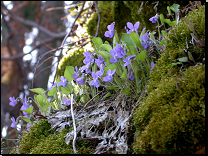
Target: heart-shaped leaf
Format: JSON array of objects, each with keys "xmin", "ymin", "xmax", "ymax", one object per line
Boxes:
[{"xmin": 64, "ymin": 66, "xmax": 74, "ymax": 82}]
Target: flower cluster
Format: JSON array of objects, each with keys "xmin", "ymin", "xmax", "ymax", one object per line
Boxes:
[
  {"xmin": 8, "ymin": 18, "xmax": 160, "ymax": 133},
  {"xmin": 9, "ymin": 95, "xmax": 33, "ymax": 130}
]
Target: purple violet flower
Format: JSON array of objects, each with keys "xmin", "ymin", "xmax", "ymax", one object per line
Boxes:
[
  {"xmin": 89, "ymin": 72, "xmax": 100, "ymax": 88},
  {"xmin": 95, "ymin": 55, "xmax": 105, "ymax": 68},
  {"xmin": 104, "ymin": 23, "xmax": 115, "ymax": 38},
  {"xmin": 149, "ymin": 15, "xmax": 158, "ymax": 23},
  {"xmin": 125, "ymin": 21, "xmax": 140, "ymax": 34},
  {"xmin": 10, "ymin": 117, "xmax": 16, "ymax": 128},
  {"xmin": 150, "ymin": 62, "xmax": 156, "ymax": 73},
  {"xmin": 103, "ymin": 69, "xmax": 116, "ymax": 82},
  {"xmin": 48, "ymin": 82, "xmax": 56, "ymax": 91},
  {"xmin": 9, "ymin": 96, "xmax": 16, "ymax": 107},
  {"xmin": 20, "ymin": 95, "xmax": 32, "ymax": 118},
  {"xmin": 72, "ymin": 66, "xmax": 79, "ymax": 80},
  {"xmin": 127, "ymin": 66, "xmax": 135, "ymax": 81},
  {"xmin": 58, "ymin": 76, "xmax": 68, "ymax": 88},
  {"xmin": 114, "ymin": 43, "xmax": 126, "ymax": 58},
  {"xmin": 83, "ymin": 51, "xmax": 94, "ymax": 65},
  {"xmin": 26, "ymin": 123, "xmax": 32, "ymax": 131},
  {"xmin": 123, "ymin": 55, "xmax": 136, "ymax": 67},
  {"xmin": 76, "ymin": 74, "xmax": 85, "ymax": 85},
  {"xmin": 63, "ymin": 97, "xmax": 71, "ymax": 105},
  {"xmin": 141, "ymin": 33, "xmax": 152, "ymax": 49},
  {"xmin": 110, "ymin": 49, "xmax": 118, "ymax": 63},
  {"xmin": 81, "ymin": 63, "xmax": 92, "ymax": 74}
]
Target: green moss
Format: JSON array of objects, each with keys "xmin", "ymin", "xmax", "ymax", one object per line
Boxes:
[
  {"xmin": 10, "ymin": 119, "xmax": 94, "ymax": 154},
  {"xmin": 87, "ymin": 1, "xmax": 189, "ymax": 45},
  {"xmin": 87, "ymin": 1, "xmax": 114, "ymax": 43},
  {"xmin": 55, "ymin": 48, "xmax": 85, "ymax": 80},
  {"xmin": 147, "ymin": 5, "xmax": 205, "ymax": 93},
  {"xmin": 133, "ymin": 64, "xmax": 205, "ymax": 154},
  {"xmin": 132, "ymin": 5, "xmax": 205, "ymax": 154}
]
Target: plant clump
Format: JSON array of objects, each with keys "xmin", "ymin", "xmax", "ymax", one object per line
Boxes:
[{"xmin": 132, "ymin": 5, "xmax": 205, "ymax": 154}]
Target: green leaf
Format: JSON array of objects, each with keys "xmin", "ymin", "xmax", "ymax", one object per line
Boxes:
[
  {"xmin": 92, "ymin": 37, "xmax": 103, "ymax": 49},
  {"xmin": 113, "ymin": 31, "xmax": 119, "ymax": 46},
  {"xmin": 191, "ymin": 33, "xmax": 198, "ymax": 42},
  {"xmin": 188, "ymin": 18, "xmax": 195, "ymax": 32},
  {"xmin": 130, "ymin": 32, "xmax": 143, "ymax": 50},
  {"xmin": 22, "ymin": 117, "xmax": 32, "ymax": 124},
  {"xmin": 170, "ymin": 4, "xmax": 180, "ymax": 13},
  {"xmin": 121, "ymin": 33, "xmax": 136, "ymax": 47},
  {"xmin": 140, "ymin": 27, "xmax": 146, "ymax": 37},
  {"xmin": 104, "ymin": 41, "xmax": 110, "ymax": 45},
  {"xmin": 136, "ymin": 51, "xmax": 146, "ymax": 62},
  {"xmin": 159, "ymin": 39, "xmax": 165, "ymax": 46},
  {"xmin": 107, "ymin": 85, "xmax": 115, "ymax": 90},
  {"xmin": 178, "ymin": 57, "xmax": 188, "ymax": 62},
  {"xmin": 120, "ymin": 69, "xmax": 127, "ymax": 79},
  {"xmin": 150, "ymin": 31, "xmax": 156, "ymax": 43},
  {"xmin": 167, "ymin": 6, "xmax": 172, "ymax": 16},
  {"xmin": 48, "ymin": 86, "xmax": 56, "ymax": 96},
  {"xmin": 165, "ymin": 64, "xmax": 174, "ymax": 69},
  {"xmin": 128, "ymin": 45, "xmax": 138, "ymax": 55},
  {"xmin": 37, "ymin": 94, "xmax": 44, "ymax": 106},
  {"xmin": 97, "ymin": 50, "xmax": 112, "ymax": 66},
  {"xmin": 188, "ymin": 51, "xmax": 195, "ymax": 63},
  {"xmin": 100, "ymin": 44, "xmax": 112, "ymax": 52},
  {"xmin": 164, "ymin": 19, "xmax": 171, "ymax": 25},
  {"xmin": 61, "ymin": 84, "xmax": 73, "ymax": 95},
  {"xmin": 160, "ymin": 14, "xmax": 165, "ymax": 25},
  {"xmin": 170, "ymin": 21, "xmax": 177, "ymax": 26},
  {"xmin": 122, "ymin": 88, "xmax": 130, "ymax": 95},
  {"xmin": 161, "ymin": 30, "xmax": 167, "ymax": 38},
  {"xmin": 102, "ymin": 92, "xmax": 111, "ymax": 100},
  {"xmin": 64, "ymin": 66, "xmax": 74, "ymax": 82},
  {"xmin": 29, "ymin": 88, "xmax": 45, "ymax": 95},
  {"xmin": 21, "ymin": 106, "xmax": 33, "ymax": 114}
]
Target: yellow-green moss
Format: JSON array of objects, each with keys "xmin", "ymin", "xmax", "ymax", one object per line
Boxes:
[
  {"xmin": 55, "ymin": 48, "xmax": 85, "ymax": 79},
  {"xmin": 10, "ymin": 119, "xmax": 93, "ymax": 154},
  {"xmin": 132, "ymin": 5, "xmax": 205, "ymax": 154},
  {"xmin": 147, "ymin": 5, "xmax": 205, "ymax": 93},
  {"xmin": 133, "ymin": 64, "xmax": 205, "ymax": 154}
]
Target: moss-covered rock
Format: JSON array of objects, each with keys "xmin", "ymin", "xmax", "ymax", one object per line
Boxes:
[
  {"xmin": 132, "ymin": 5, "xmax": 205, "ymax": 154},
  {"xmin": 133, "ymin": 64, "xmax": 205, "ymax": 154},
  {"xmin": 10, "ymin": 119, "xmax": 93, "ymax": 154},
  {"xmin": 147, "ymin": 5, "xmax": 205, "ymax": 93}
]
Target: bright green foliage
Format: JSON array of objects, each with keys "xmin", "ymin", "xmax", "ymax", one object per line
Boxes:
[
  {"xmin": 10, "ymin": 119, "xmax": 93, "ymax": 154},
  {"xmin": 132, "ymin": 5, "xmax": 205, "ymax": 154},
  {"xmin": 55, "ymin": 48, "xmax": 85, "ymax": 79}
]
